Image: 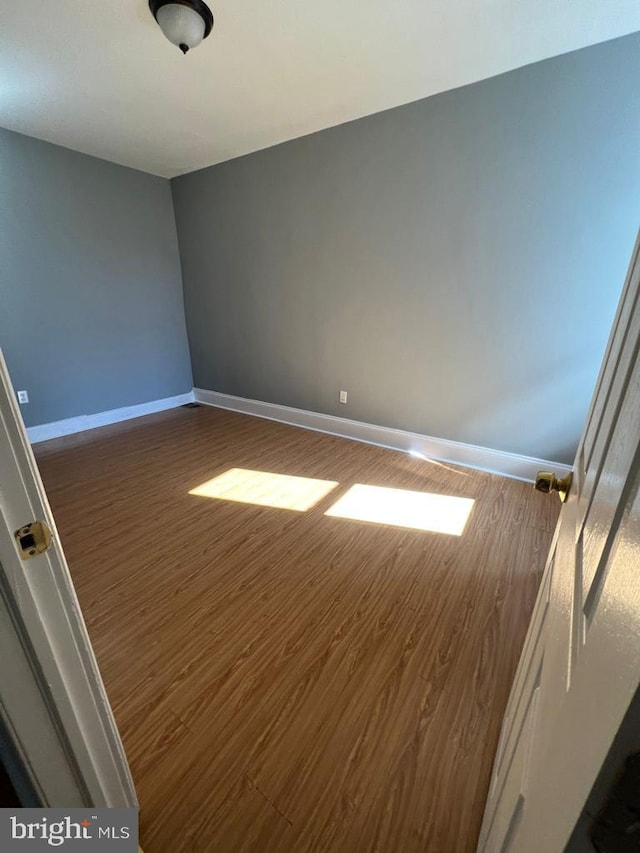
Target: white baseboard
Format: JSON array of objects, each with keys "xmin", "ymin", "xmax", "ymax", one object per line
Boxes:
[
  {"xmin": 27, "ymin": 391, "xmax": 195, "ymax": 444},
  {"xmin": 193, "ymin": 388, "xmax": 572, "ymax": 483}
]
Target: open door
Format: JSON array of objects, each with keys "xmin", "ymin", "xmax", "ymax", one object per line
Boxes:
[
  {"xmin": 0, "ymin": 349, "xmax": 135, "ymax": 808},
  {"xmin": 479, "ymin": 231, "xmax": 640, "ymax": 851}
]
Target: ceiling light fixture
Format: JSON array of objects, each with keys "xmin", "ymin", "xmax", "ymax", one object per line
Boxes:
[{"xmin": 149, "ymin": 0, "xmax": 214, "ymax": 55}]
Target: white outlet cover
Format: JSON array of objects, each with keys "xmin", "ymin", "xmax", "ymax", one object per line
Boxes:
[
  {"xmin": 339, "ymin": 390, "xmax": 348, "ymax": 404},
  {"xmin": 17, "ymin": 390, "xmax": 29, "ymax": 404}
]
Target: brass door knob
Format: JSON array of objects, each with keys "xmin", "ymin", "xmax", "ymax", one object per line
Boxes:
[{"xmin": 535, "ymin": 471, "xmax": 572, "ymax": 503}]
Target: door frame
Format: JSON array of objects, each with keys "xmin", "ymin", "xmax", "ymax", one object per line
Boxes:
[
  {"xmin": 0, "ymin": 349, "xmax": 135, "ymax": 807},
  {"xmin": 478, "ymin": 230, "xmax": 640, "ymax": 850}
]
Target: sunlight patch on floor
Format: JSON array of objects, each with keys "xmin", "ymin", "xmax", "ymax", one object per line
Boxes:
[
  {"xmin": 189, "ymin": 468, "xmax": 339, "ymax": 511},
  {"xmin": 325, "ymin": 484, "xmax": 474, "ymax": 535}
]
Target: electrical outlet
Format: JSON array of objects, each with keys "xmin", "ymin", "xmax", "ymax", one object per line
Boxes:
[
  {"xmin": 17, "ymin": 390, "xmax": 29, "ymax": 405},
  {"xmin": 339, "ymin": 390, "xmax": 348, "ymax": 404}
]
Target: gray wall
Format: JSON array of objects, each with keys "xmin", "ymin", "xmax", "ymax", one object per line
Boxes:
[
  {"xmin": 172, "ymin": 32, "xmax": 640, "ymax": 464},
  {"xmin": 0, "ymin": 128, "xmax": 192, "ymax": 428}
]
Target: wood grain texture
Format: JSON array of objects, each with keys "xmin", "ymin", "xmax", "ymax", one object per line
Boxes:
[{"xmin": 35, "ymin": 406, "xmax": 559, "ymax": 852}]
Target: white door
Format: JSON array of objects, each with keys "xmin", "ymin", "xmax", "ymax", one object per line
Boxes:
[
  {"xmin": 0, "ymin": 349, "xmax": 135, "ymax": 807},
  {"xmin": 479, "ymin": 231, "xmax": 640, "ymax": 851}
]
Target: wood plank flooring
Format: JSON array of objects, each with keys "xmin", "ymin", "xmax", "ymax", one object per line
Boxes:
[{"xmin": 35, "ymin": 406, "xmax": 559, "ymax": 852}]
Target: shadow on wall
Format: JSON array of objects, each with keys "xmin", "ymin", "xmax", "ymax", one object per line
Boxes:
[
  {"xmin": 458, "ymin": 347, "xmax": 604, "ymax": 464},
  {"xmin": 171, "ymin": 32, "xmax": 640, "ymax": 466}
]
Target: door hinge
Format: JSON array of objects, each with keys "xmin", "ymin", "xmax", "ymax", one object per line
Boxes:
[{"xmin": 14, "ymin": 521, "xmax": 52, "ymax": 559}]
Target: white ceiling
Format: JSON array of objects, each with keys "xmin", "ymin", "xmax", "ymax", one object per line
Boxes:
[{"xmin": 1, "ymin": 1, "xmax": 639, "ymax": 179}]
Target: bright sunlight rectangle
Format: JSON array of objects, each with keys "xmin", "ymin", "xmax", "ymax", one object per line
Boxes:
[
  {"xmin": 189, "ymin": 468, "xmax": 338, "ymax": 512},
  {"xmin": 325, "ymin": 484, "xmax": 474, "ymax": 535}
]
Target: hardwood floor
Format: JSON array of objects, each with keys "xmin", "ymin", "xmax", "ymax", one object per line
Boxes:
[{"xmin": 35, "ymin": 405, "xmax": 559, "ymax": 852}]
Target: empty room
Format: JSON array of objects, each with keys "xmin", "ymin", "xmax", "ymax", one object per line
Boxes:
[{"xmin": 1, "ymin": 2, "xmax": 640, "ymax": 852}]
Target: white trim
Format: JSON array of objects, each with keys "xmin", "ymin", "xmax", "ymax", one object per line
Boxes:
[
  {"xmin": 193, "ymin": 388, "xmax": 572, "ymax": 483},
  {"xmin": 0, "ymin": 349, "xmax": 136, "ymax": 807},
  {"xmin": 27, "ymin": 392, "xmax": 195, "ymax": 444}
]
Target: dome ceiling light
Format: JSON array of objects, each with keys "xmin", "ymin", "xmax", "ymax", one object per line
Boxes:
[{"xmin": 149, "ymin": 0, "xmax": 214, "ymax": 55}]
